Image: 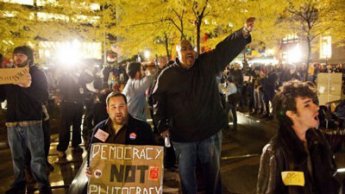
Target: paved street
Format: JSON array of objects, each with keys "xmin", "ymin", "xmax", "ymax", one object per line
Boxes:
[
  {"xmin": 220, "ymin": 112, "xmax": 276, "ymax": 194},
  {"xmin": 0, "ymin": 112, "xmax": 344, "ymax": 194}
]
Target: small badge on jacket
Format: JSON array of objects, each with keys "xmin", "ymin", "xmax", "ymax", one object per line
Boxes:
[
  {"xmin": 94, "ymin": 129, "xmax": 109, "ymax": 142},
  {"xmin": 129, "ymin": 132, "xmax": 137, "ymax": 140},
  {"xmin": 281, "ymin": 171, "xmax": 305, "ymax": 186}
]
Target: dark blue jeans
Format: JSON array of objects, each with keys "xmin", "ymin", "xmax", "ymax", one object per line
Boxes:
[
  {"xmin": 7, "ymin": 122, "xmax": 50, "ymax": 191},
  {"xmin": 173, "ymin": 130, "xmax": 223, "ymax": 194}
]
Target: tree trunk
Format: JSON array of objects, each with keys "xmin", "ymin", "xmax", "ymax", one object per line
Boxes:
[
  {"xmin": 164, "ymin": 33, "xmax": 171, "ymax": 60},
  {"xmin": 305, "ymin": 36, "xmax": 311, "ymax": 81},
  {"xmin": 196, "ymin": 21, "xmax": 201, "ymax": 55}
]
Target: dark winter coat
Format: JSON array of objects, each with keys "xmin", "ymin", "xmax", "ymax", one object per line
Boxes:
[
  {"xmin": 152, "ymin": 28, "xmax": 251, "ymax": 142},
  {"xmin": 0, "ymin": 66, "xmax": 48, "ymax": 122},
  {"xmin": 257, "ymin": 127, "xmax": 339, "ymax": 194}
]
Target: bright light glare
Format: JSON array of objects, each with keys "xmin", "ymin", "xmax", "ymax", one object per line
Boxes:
[
  {"xmin": 320, "ymin": 36, "xmax": 332, "ymax": 59},
  {"xmin": 56, "ymin": 40, "xmax": 81, "ymax": 67},
  {"xmin": 3, "ymin": 11, "xmax": 17, "ymax": 17},
  {"xmin": 90, "ymin": 3, "xmax": 100, "ymax": 11},
  {"xmin": 337, "ymin": 168, "xmax": 345, "ymax": 173},
  {"xmin": 45, "ymin": 50, "xmax": 51, "ymax": 57},
  {"xmin": 144, "ymin": 50, "xmax": 151, "ymax": 59},
  {"xmin": 287, "ymin": 45, "xmax": 302, "ymax": 64},
  {"xmin": 36, "ymin": 0, "xmax": 57, "ymax": 6},
  {"xmin": 3, "ymin": 0, "xmax": 33, "ymax": 5},
  {"xmin": 265, "ymin": 49, "xmax": 275, "ymax": 56},
  {"xmin": 248, "ymin": 58, "xmax": 278, "ymax": 66}
]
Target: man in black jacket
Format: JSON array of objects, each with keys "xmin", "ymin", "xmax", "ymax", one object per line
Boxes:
[
  {"xmin": 68, "ymin": 92, "xmax": 156, "ymax": 194},
  {"xmin": 152, "ymin": 17, "xmax": 255, "ymax": 194},
  {"xmin": 0, "ymin": 46, "xmax": 51, "ymax": 194},
  {"xmin": 87, "ymin": 92, "xmax": 156, "ymax": 166},
  {"xmin": 257, "ymin": 80, "xmax": 339, "ymax": 194},
  {"xmin": 56, "ymin": 70, "xmax": 84, "ymax": 157}
]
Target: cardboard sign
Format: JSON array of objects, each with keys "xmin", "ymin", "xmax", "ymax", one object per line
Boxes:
[
  {"xmin": 317, "ymin": 73, "xmax": 343, "ymax": 105},
  {"xmin": 88, "ymin": 143, "xmax": 164, "ymax": 194},
  {"xmin": 0, "ymin": 67, "xmax": 29, "ymax": 85},
  {"xmin": 281, "ymin": 171, "xmax": 305, "ymax": 186}
]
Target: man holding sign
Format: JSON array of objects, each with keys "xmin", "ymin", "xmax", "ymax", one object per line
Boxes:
[
  {"xmin": 0, "ymin": 46, "xmax": 51, "ymax": 194},
  {"xmin": 88, "ymin": 92, "xmax": 156, "ymax": 155},
  {"xmin": 86, "ymin": 92, "xmax": 158, "ymax": 193},
  {"xmin": 257, "ymin": 80, "xmax": 339, "ymax": 194}
]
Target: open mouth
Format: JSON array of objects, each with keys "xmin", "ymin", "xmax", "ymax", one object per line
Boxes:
[
  {"xmin": 186, "ymin": 54, "xmax": 194, "ymax": 60},
  {"xmin": 314, "ymin": 114, "xmax": 319, "ymax": 125}
]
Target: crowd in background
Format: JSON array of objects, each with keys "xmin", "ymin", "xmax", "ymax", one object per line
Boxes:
[
  {"xmin": 218, "ymin": 62, "xmax": 345, "ymax": 127},
  {"xmin": 3, "ymin": 49, "xmax": 345, "ymax": 150},
  {"xmin": 1, "ymin": 44, "xmax": 345, "ymax": 193},
  {"xmin": 2, "ymin": 48, "xmax": 345, "ymax": 153}
]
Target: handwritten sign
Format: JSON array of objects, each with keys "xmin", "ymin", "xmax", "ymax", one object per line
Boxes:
[
  {"xmin": 88, "ymin": 143, "xmax": 164, "ymax": 194},
  {"xmin": 0, "ymin": 67, "xmax": 29, "ymax": 85},
  {"xmin": 281, "ymin": 171, "xmax": 305, "ymax": 186},
  {"xmin": 317, "ymin": 73, "xmax": 343, "ymax": 105}
]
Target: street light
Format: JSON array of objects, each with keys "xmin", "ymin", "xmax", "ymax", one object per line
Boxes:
[
  {"xmin": 56, "ymin": 39, "xmax": 82, "ymax": 68},
  {"xmin": 287, "ymin": 44, "xmax": 302, "ymax": 65},
  {"xmin": 144, "ymin": 50, "xmax": 151, "ymax": 60}
]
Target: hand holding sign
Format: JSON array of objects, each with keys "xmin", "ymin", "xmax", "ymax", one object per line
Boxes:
[
  {"xmin": 86, "ymin": 167, "xmax": 92, "ymax": 178},
  {"xmin": 88, "ymin": 144, "xmax": 164, "ymax": 194},
  {"xmin": 0, "ymin": 67, "xmax": 31, "ymax": 86},
  {"xmin": 16, "ymin": 69, "xmax": 31, "ymax": 88}
]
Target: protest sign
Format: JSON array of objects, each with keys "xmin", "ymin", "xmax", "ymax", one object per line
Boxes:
[
  {"xmin": 0, "ymin": 67, "xmax": 29, "ymax": 85},
  {"xmin": 88, "ymin": 143, "xmax": 164, "ymax": 194},
  {"xmin": 317, "ymin": 73, "xmax": 343, "ymax": 105}
]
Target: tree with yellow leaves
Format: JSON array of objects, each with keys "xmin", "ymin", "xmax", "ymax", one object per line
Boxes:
[{"xmin": 280, "ymin": 0, "xmax": 344, "ymax": 80}]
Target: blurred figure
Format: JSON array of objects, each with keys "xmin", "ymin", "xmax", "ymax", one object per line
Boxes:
[
  {"xmin": 229, "ymin": 63, "xmax": 244, "ymax": 109},
  {"xmin": 80, "ymin": 65, "xmax": 103, "ymax": 148},
  {"xmin": 0, "ymin": 53, "xmax": 3, "ymax": 68},
  {"xmin": 226, "ymin": 77, "xmax": 239, "ymax": 131},
  {"xmin": 261, "ymin": 66, "xmax": 277, "ymax": 119},
  {"xmin": 82, "ymin": 88, "xmax": 111, "ymax": 148},
  {"xmin": 0, "ymin": 46, "xmax": 52, "ymax": 194},
  {"xmin": 41, "ymin": 103, "xmax": 53, "ymax": 171},
  {"xmin": 257, "ymin": 80, "xmax": 339, "ymax": 194},
  {"xmin": 56, "ymin": 70, "xmax": 84, "ymax": 157},
  {"xmin": 147, "ymin": 57, "xmax": 177, "ymax": 170},
  {"xmin": 280, "ymin": 65, "xmax": 301, "ymax": 84},
  {"xmin": 252, "ymin": 67, "xmax": 265, "ymax": 115},
  {"xmin": 219, "ymin": 73, "xmax": 238, "ymax": 131},
  {"xmin": 312, "ymin": 63, "xmax": 320, "ymax": 83},
  {"xmin": 102, "ymin": 51, "xmax": 127, "ymax": 91},
  {"xmin": 122, "ymin": 62, "xmax": 154, "ymax": 121}
]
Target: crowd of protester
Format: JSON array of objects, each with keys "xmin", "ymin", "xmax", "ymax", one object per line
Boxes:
[
  {"xmin": 218, "ymin": 62, "xmax": 345, "ymax": 126},
  {"xmin": 1, "ymin": 16, "xmax": 344, "ymax": 194}
]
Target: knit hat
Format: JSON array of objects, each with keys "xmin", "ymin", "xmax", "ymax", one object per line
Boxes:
[{"xmin": 13, "ymin": 46, "xmax": 34, "ymax": 66}]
